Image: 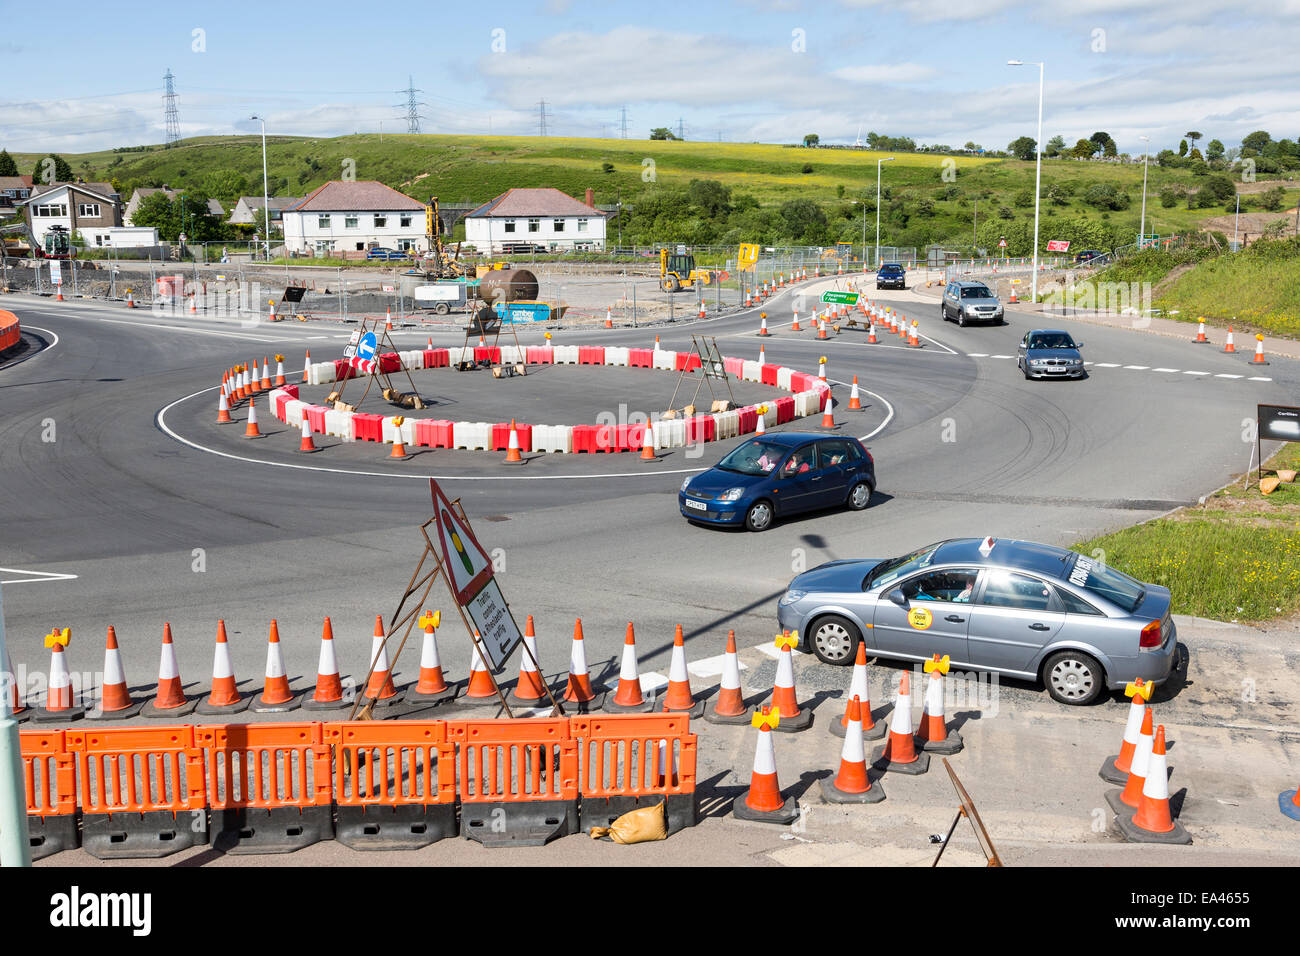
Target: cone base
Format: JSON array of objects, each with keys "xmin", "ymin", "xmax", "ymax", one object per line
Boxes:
[
  {"xmin": 301, "ymin": 694, "xmax": 350, "ymax": 711},
  {"xmin": 141, "ymin": 698, "xmax": 197, "ymax": 718},
  {"xmin": 1105, "ymin": 787, "xmax": 1138, "ymax": 816},
  {"xmin": 704, "ymin": 705, "xmax": 752, "ymax": 725},
  {"xmin": 732, "ymin": 793, "xmax": 799, "ymax": 824},
  {"xmin": 919, "ymin": 730, "xmax": 963, "ymax": 754},
  {"xmin": 85, "ymin": 700, "xmax": 144, "ymax": 721},
  {"xmin": 819, "ymin": 776, "xmax": 886, "ymax": 804},
  {"xmin": 561, "ymin": 690, "xmax": 607, "ymax": 712},
  {"xmin": 364, "ymin": 689, "xmax": 408, "ymax": 708},
  {"xmin": 298, "ymin": 445, "xmax": 321, "ymax": 454},
  {"xmin": 196, "ymin": 696, "xmax": 250, "ymax": 716},
  {"xmin": 7, "ymin": 707, "xmax": 32, "ymax": 723},
  {"xmin": 31, "ymin": 705, "xmax": 85, "ymax": 723},
  {"xmin": 830, "ymin": 714, "xmax": 887, "ymax": 740},
  {"xmin": 1115, "ymin": 811, "xmax": 1191, "ymax": 845},
  {"xmin": 662, "ymin": 698, "xmax": 706, "ymax": 719},
  {"xmin": 250, "ymin": 690, "xmax": 303, "ymax": 714},
  {"xmin": 406, "ymin": 681, "xmax": 461, "ymax": 706},
  {"xmin": 603, "ymin": 693, "xmax": 656, "ymax": 714},
  {"xmin": 1099, "ymin": 754, "xmax": 1131, "ymax": 786},
  {"xmin": 1279, "ymin": 791, "xmax": 1300, "ymax": 821},
  {"xmin": 871, "ymin": 743, "xmax": 931, "ymax": 775},
  {"xmin": 767, "ymin": 706, "xmax": 813, "ymax": 732}
]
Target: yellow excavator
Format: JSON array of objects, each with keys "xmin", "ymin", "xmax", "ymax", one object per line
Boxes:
[
  {"xmin": 659, "ymin": 247, "xmax": 716, "ymax": 293},
  {"xmin": 418, "ymin": 196, "xmax": 464, "ymax": 279}
]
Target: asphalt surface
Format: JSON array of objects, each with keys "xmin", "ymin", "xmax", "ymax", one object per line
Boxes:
[{"xmin": 3, "ymin": 275, "xmax": 1297, "ymax": 866}]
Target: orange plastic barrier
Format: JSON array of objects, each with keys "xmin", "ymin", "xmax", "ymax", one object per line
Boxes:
[
  {"xmin": 0, "ymin": 310, "xmax": 20, "ymax": 353},
  {"xmin": 447, "ymin": 717, "xmax": 579, "ymax": 846},
  {"xmin": 324, "ymin": 721, "xmax": 457, "ymax": 849},
  {"xmin": 20, "ymin": 729, "xmax": 77, "ymax": 860},
  {"xmin": 195, "ymin": 722, "xmax": 334, "ymax": 853},
  {"xmin": 65, "ymin": 725, "xmax": 207, "ymax": 859},
  {"xmin": 571, "ymin": 713, "xmax": 698, "ymax": 835}
]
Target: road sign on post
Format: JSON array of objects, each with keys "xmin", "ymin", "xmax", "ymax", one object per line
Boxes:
[{"xmin": 821, "ymin": 291, "xmax": 859, "ymax": 305}]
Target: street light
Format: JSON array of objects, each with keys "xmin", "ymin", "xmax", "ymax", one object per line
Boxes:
[
  {"xmin": 1138, "ymin": 135, "xmax": 1150, "ymax": 248},
  {"xmin": 1008, "ymin": 59, "xmax": 1044, "ymax": 303},
  {"xmin": 251, "ymin": 114, "xmax": 271, "ymax": 260},
  {"xmin": 875, "ymin": 157, "xmax": 894, "ymax": 268}
]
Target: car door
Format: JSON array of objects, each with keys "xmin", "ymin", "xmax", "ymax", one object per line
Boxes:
[
  {"xmin": 943, "ymin": 283, "xmax": 957, "ymax": 317},
  {"xmin": 871, "ymin": 567, "xmax": 978, "ymax": 666},
  {"xmin": 815, "ymin": 439, "xmax": 857, "ymax": 507},
  {"xmin": 965, "ymin": 569, "xmax": 1066, "ymax": 675},
  {"xmin": 773, "ymin": 443, "xmax": 826, "ymax": 515},
  {"xmin": 1016, "ymin": 333, "xmax": 1029, "ymax": 369}
]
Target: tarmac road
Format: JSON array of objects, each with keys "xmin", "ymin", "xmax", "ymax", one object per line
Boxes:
[{"xmin": 3, "ymin": 276, "xmax": 1298, "ymax": 865}]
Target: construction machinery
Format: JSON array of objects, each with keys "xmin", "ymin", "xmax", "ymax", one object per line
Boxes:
[
  {"xmin": 417, "ymin": 196, "xmax": 464, "ymax": 279},
  {"xmin": 659, "ymin": 247, "xmax": 716, "ymax": 293},
  {"xmin": 1, "ymin": 221, "xmax": 75, "ymax": 260}
]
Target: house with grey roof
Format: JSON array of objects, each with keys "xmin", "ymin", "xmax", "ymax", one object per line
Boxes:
[
  {"xmin": 464, "ymin": 187, "xmax": 607, "ymax": 252},
  {"xmin": 280, "ymin": 181, "xmax": 427, "ymax": 257}
]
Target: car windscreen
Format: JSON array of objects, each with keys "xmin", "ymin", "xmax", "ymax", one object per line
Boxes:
[
  {"xmin": 960, "ymin": 286, "xmax": 993, "ymax": 299},
  {"xmin": 1028, "ymin": 332, "xmax": 1076, "ymax": 349},
  {"xmin": 716, "ymin": 439, "xmax": 788, "ymax": 476},
  {"xmin": 1065, "ymin": 553, "xmax": 1144, "ymax": 612},
  {"xmin": 880, "ymin": 265, "xmax": 903, "ymax": 274},
  {"xmin": 864, "ymin": 542, "xmax": 942, "ymax": 590}
]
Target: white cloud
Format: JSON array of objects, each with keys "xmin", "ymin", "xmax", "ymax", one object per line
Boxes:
[{"xmin": 833, "ymin": 63, "xmax": 937, "ymax": 84}]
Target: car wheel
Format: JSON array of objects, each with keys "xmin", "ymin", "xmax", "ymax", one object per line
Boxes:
[
  {"xmin": 744, "ymin": 500, "xmax": 773, "ymax": 532},
  {"xmin": 846, "ymin": 480, "xmax": 874, "ymax": 511},
  {"xmin": 435, "ymin": 303, "xmax": 450, "ymax": 315},
  {"xmin": 809, "ymin": 614, "xmax": 862, "ymax": 665},
  {"xmin": 958, "ymin": 311, "xmax": 967, "ymax": 328},
  {"xmin": 1020, "ymin": 360, "xmax": 1031, "ymax": 379},
  {"xmin": 1042, "ymin": 650, "xmax": 1104, "ymax": 705}
]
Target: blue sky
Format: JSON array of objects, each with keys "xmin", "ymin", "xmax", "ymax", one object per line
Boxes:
[{"xmin": 2, "ymin": 0, "xmax": 1297, "ymax": 155}]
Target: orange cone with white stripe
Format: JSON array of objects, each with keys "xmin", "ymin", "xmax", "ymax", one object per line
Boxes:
[
  {"xmin": 605, "ymin": 623, "xmax": 653, "ymax": 712},
  {"xmin": 141, "ymin": 622, "xmax": 195, "ymax": 717},
  {"xmin": 867, "ymin": 321, "xmax": 877, "ymax": 344},
  {"xmin": 196, "ymin": 620, "xmax": 248, "ymax": 714},
  {"xmin": 563, "ymin": 618, "xmax": 601, "ymax": 705},
  {"xmin": 759, "ymin": 314, "xmax": 769, "ymax": 336},
  {"xmin": 299, "ymin": 416, "xmax": 318, "ymax": 452},
  {"xmin": 640, "ymin": 419, "xmax": 657, "ymax": 461},
  {"xmin": 261, "ymin": 358, "xmax": 272, "ymax": 390},
  {"xmin": 1112, "ymin": 706, "xmax": 1154, "ymax": 812},
  {"xmin": 848, "ymin": 376, "xmax": 861, "ymax": 410},
  {"xmin": 407, "ymin": 610, "xmax": 456, "ymax": 704},
  {"xmin": 872, "ymin": 671, "xmax": 930, "ymax": 773},
  {"xmin": 389, "ymin": 417, "xmax": 409, "ymax": 459},
  {"xmin": 274, "ymin": 355, "xmax": 286, "ymax": 386},
  {"xmin": 1101, "ymin": 679, "xmax": 1154, "ymax": 783},
  {"xmin": 302, "ymin": 617, "xmax": 345, "ymax": 710},
  {"xmin": 88, "ymin": 626, "xmax": 142, "ymax": 719},
  {"xmin": 386, "ymin": 307, "xmax": 393, "ymax": 332},
  {"xmin": 820, "ymin": 697, "xmax": 886, "ymax": 803},
  {"xmin": 791, "ymin": 309, "xmax": 801, "ymax": 332},
  {"xmin": 1117, "ymin": 725, "xmax": 1191, "ymax": 844},
  {"xmin": 251, "ymin": 620, "xmax": 298, "ymax": 712},
  {"xmin": 510, "ymin": 615, "xmax": 547, "ymax": 703},
  {"xmin": 464, "ymin": 637, "xmax": 498, "ymax": 700},
  {"xmin": 1252, "ymin": 334, "xmax": 1269, "ymax": 365},
  {"xmin": 364, "ymin": 615, "xmax": 401, "ymax": 705},
  {"xmin": 605, "ymin": 307, "xmax": 613, "ymax": 329},
  {"xmin": 1223, "ymin": 326, "xmax": 1236, "ymax": 353},
  {"xmin": 707, "ymin": 630, "xmax": 749, "ymax": 724},
  {"xmin": 917, "ymin": 654, "xmax": 962, "ymax": 753},
  {"xmin": 1194, "ymin": 319, "xmax": 1209, "ymax": 343},
  {"xmin": 248, "ymin": 359, "xmax": 262, "ymax": 393},
  {"xmin": 302, "ymin": 350, "xmax": 311, "ymax": 383},
  {"xmin": 832, "ymin": 642, "xmax": 884, "ymax": 739},
  {"xmin": 732, "ymin": 706, "xmax": 798, "ymax": 823},
  {"xmin": 504, "ymin": 420, "xmax": 523, "ymax": 463},
  {"xmin": 909, "ymin": 320, "xmax": 919, "ymax": 347},
  {"xmin": 32, "ymin": 628, "xmax": 83, "ymax": 721},
  {"xmin": 755, "ymin": 405, "xmax": 766, "ymax": 435},
  {"xmin": 661, "ymin": 624, "xmax": 702, "ymax": 717},
  {"xmin": 217, "ymin": 389, "xmax": 232, "ymax": 423},
  {"xmin": 244, "ymin": 395, "xmax": 263, "ymax": 437},
  {"xmin": 766, "ymin": 631, "xmax": 811, "ymax": 730}
]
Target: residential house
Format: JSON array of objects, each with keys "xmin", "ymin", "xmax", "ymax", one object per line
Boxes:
[
  {"xmin": 464, "ymin": 187, "xmax": 607, "ymax": 253},
  {"xmin": 123, "ymin": 187, "xmax": 224, "ymax": 226},
  {"xmin": 0, "ymin": 176, "xmax": 34, "ymax": 218},
  {"xmin": 281, "ymin": 181, "xmax": 427, "ymax": 257},
  {"xmin": 226, "ymin": 195, "xmax": 300, "ymax": 231},
  {"xmin": 18, "ymin": 182, "xmax": 124, "ymax": 248}
]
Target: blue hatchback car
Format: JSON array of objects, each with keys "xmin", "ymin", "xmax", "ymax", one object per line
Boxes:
[{"xmin": 679, "ymin": 432, "xmax": 877, "ymax": 532}]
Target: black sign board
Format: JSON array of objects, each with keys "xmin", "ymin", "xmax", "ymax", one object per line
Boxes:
[
  {"xmin": 282, "ymin": 285, "xmax": 307, "ymax": 303},
  {"xmin": 1259, "ymin": 404, "xmax": 1300, "ymax": 443}
]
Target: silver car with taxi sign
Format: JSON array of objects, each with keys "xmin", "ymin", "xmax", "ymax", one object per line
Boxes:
[{"xmin": 776, "ymin": 537, "xmax": 1181, "ymax": 705}]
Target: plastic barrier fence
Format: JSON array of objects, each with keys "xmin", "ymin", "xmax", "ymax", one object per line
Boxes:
[
  {"xmin": 604, "ymin": 346, "xmax": 630, "ymax": 368},
  {"xmin": 652, "ymin": 350, "xmax": 677, "ymax": 371},
  {"xmin": 453, "ymin": 421, "xmax": 492, "ymax": 451},
  {"xmin": 20, "ymin": 716, "xmax": 697, "ymax": 857},
  {"xmin": 553, "ymin": 346, "xmax": 580, "ymax": 365},
  {"xmin": 532, "ymin": 424, "xmax": 573, "ymax": 454},
  {"xmin": 741, "ymin": 360, "xmax": 762, "ymax": 383}
]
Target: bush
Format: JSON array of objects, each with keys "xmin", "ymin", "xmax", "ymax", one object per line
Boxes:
[
  {"xmin": 1159, "ymin": 185, "xmax": 1182, "ymax": 208},
  {"xmin": 997, "ymin": 206, "xmax": 1014, "ymax": 220},
  {"xmin": 1014, "ymin": 189, "xmax": 1034, "ymax": 208},
  {"xmin": 800, "ymin": 163, "xmax": 813, "ymax": 174},
  {"xmin": 1084, "ymin": 183, "xmax": 1130, "ymax": 210}
]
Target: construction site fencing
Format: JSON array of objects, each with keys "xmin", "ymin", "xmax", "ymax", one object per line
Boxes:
[{"xmin": 18, "ymin": 715, "xmax": 698, "ymax": 858}]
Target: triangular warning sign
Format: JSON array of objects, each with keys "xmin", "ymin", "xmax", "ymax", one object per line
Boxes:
[{"xmin": 429, "ymin": 479, "xmax": 494, "ymax": 605}]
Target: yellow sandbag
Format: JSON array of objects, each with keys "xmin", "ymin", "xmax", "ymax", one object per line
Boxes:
[{"xmin": 589, "ymin": 801, "xmax": 668, "ymax": 844}]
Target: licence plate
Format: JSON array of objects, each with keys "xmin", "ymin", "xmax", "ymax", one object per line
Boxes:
[{"xmin": 684, "ymin": 499, "xmax": 707, "ymax": 511}]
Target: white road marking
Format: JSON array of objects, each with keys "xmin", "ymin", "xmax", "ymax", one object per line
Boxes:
[
  {"xmin": 1249, "ymin": 376, "xmax": 1273, "ymax": 382},
  {"xmin": 1123, "ymin": 365, "xmax": 1149, "ymax": 370},
  {"xmin": 90, "ymin": 316, "xmax": 281, "ymax": 341},
  {"xmin": 639, "ymin": 672, "xmax": 669, "ymax": 693},
  {"xmin": 989, "ymin": 354, "xmax": 1012, "ymax": 359},
  {"xmin": 752, "ymin": 642, "xmax": 782, "ymax": 660},
  {"xmin": 1153, "ymin": 367, "xmax": 1179, "ymax": 373},
  {"xmin": 0, "ymin": 323, "xmax": 59, "ymax": 369},
  {"xmin": 1215, "ymin": 374, "xmax": 1243, "ymax": 379},
  {"xmin": 1095, "ymin": 363, "xmax": 1121, "ymax": 368},
  {"xmin": 1182, "ymin": 370, "xmax": 1209, "ymax": 376},
  {"xmin": 966, "ymin": 352, "xmax": 989, "ymax": 358},
  {"xmin": 687, "ymin": 653, "xmax": 748, "ymax": 678},
  {"xmin": 0, "ymin": 567, "xmax": 78, "ymax": 585}
]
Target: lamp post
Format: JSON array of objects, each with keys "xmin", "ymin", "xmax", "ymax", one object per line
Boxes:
[
  {"xmin": 875, "ymin": 156, "xmax": 894, "ymax": 267},
  {"xmin": 1008, "ymin": 60, "xmax": 1044, "ymax": 303},
  {"xmin": 251, "ymin": 115, "xmax": 271, "ymax": 260},
  {"xmin": 1138, "ymin": 135, "xmax": 1151, "ymax": 248}
]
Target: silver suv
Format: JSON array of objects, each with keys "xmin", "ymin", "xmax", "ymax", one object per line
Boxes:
[{"xmin": 941, "ymin": 280, "xmax": 1004, "ymax": 326}]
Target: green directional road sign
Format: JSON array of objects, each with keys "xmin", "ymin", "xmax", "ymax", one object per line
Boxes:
[{"xmin": 821, "ymin": 291, "xmax": 859, "ymax": 304}]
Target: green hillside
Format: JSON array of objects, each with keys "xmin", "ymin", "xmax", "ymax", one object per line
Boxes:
[{"xmin": 6, "ymin": 134, "xmax": 1278, "ymax": 252}]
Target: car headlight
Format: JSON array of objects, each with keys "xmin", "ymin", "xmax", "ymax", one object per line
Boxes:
[
  {"xmin": 681, "ymin": 476, "xmax": 692, "ymax": 492},
  {"xmin": 779, "ymin": 589, "xmax": 807, "ymax": 607},
  {"xmin": 718, "ymin": 487, "xmax": 745, "ymax": 502},
  {"xmin": 1030, "ymin": 358, "xmax": 1046, "ymax": 366},
  {"xmin": 1070, "ymin": 358, "xmax": 1082, "ymax": 366}
]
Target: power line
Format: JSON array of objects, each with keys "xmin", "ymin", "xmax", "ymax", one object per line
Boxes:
[{"xmin": 163, "ymin": 68, "xmax": 181, "ymax": 145}]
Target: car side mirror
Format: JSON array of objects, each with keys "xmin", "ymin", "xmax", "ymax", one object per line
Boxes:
[{"xmin": 887, "ymin": 589, "xmax": 907, "ymax": 606}]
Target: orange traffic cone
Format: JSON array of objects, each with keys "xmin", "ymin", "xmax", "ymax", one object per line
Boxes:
[
  {"xmin": 389, "ymin": 417, "xmax": 409, "ymax": 459},
  {"xmin": 767, "ymin": 631, "xmax": 812, "ymax": 730},
  {"xmin": 832, "ymin": 642, "xmax": 884, "ymax": 740},
  {"xmin": 504, "ymin": 420, "xmax": 524, "ymax": 464},
  {"xmin": 141, "ymin": 623, "xmax": 196, "ymax": 717},
  {"xmin": 755, "ymin": 405, "xmax": 767, "ymax": 435},
  {"xmin": 605, "ymin": 623, "xmax": 653, "ymax": 712},
  {"xmin": 364, "ymin": 615, "xmax": 402, "ymax": 706},
  {"xmin": 1194, "ymin": 319, "xmax": 1209, "ymax": 344},
  {"xmin": 791, "ymin": 310, "xmax": 801, "ymax": 332},
  {"xmin": 820, "ymin": 404, "xmax": 836, "ymax": 429},
  {"xmin": 661, "ymin": 625, "xmax": 703, "ymax": 717},
  {"xmin": 563, "ymin": 619, "xmax": 602, "ymax": 707},
  {"xmin": 510, "ymin": 615, "xmax": 548, "ymax": 704},
  {"xmin": 1252, "ymin": 334, "xmax": 1269, "ymax": 365},
  {"xmin": 817, "ymin": 318, "xmax": 828, "ymax": 340},
  {"xmin": 908, "ymin": 321, "xmax": 919, "ymax": 347},
  {"xmin": 195, "ymin": 620, "xmax": 249, "ymax": 715},
  {"xmin": 732, "ymin": 707, "xmax": 798, "ymax": 823},
  {"xmin": 217, "ymin": 389, "xmax": 233, "ymax": 424},
  {"xmin": 867, "ymin": 322, "xmax": 877, "ymax": 344},
  {"xmin": 759, "ymin": 314, "xmax": 769, "ymax": 336},
  {"xmin": 299, "ymin": 416, "xmax": 318, "ymax": 453},
  {"xmin": 818, "ymin": 357, "xmax": 827, "ymax": 382},
  {"xmin": 260, "ymin": 358, "xmax": 272, "ymax": 391},
  {"xmin": 86, "ymin": 626, "xmax": 143, "ymax": 719},
  {"xmin": 303, "ymin": 617, "xmax": 346, "ymax": 711},
  {"xmin": 274, "ymin": 355, "xmax": 286, "ymax": 386},
  {"xmin": 640, "ymin": 419, "xmax": 658, "ymax": 461},
  {"xmin": 1108, "ymin": 706, "xmax": 1154, "ymax": 814},
  {"xmin": 385, "ymin": 308, "xmax": 393, "ymax": 332},
  {"xmin": 126, "ymin": 289, "xmax": 135, "ymax": 308},
  {"xmin": 1223, "ymin": 326, "xmax": 1236, "ymax": 353},
  {"xmin": 605, "ymin": 307, "xmax": 613, "ymax": 329},
  {"xmin": 707, "ymin": 630, "xmax": 750, "ymax": 724},
  {"xmin": 406, "ymin": 610, "xmax": 456, "ymax": 705},
  {"xmin": 698, "ymin": 302, "xmax": 706, "ymax": 319},
  {"xmin": 244, "ymin": 395, "xmax": 262, "ymax": 438},
  {"xmin": 872, "ymin": 671, "xmax": 930, "ymax": 774},
  {"xmin": 1117, "ymin": 725, "xmax": 1191, "ymax": 844},
  {"xmin": 758, "ymin": 343, "xmax": 766, "ymax": 364},
  {"xmin": 848, "ymin": 376, "xmax": 862, "ymax": 410},
  {"xmin": 820, "ymin": 697, "xmax": 886, "ymax": 804},
  {"xmin": 917, "ymin": 654, "xmax": 963, "ymax": 754},
  {"xmin": 32, "ymin": 628, "xmax": 83, "ymax": 721},
  {"xmin": 1100, "ymin": 679, "xmax": 1154, "ymax": 783},
  {"xmin": 302, "ymin": 349, "xmax": 311, "ymax": 384},
  {"xmin": 463, "ymin": 637, "xmax": 498, "ymax": 700},
  {"xmin": 249, "ymin": 620, "xmax": 298, "ymax": 712},
  {"xmin": 248, "ymin": 359, "xmax": 262, "ymax": 393}
]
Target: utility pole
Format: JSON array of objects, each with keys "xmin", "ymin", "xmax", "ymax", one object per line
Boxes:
[
  {"xmin": 677, "ymin": 118, "xmax": 685, "ymax": 141},
  {"xmin": 402, "ymin": 76, "xmax": 422, "ymax": 134},
  {"xmin": 538, "ymin": 100, "xmax": 550, "ymax": 137},
  {"xmin": 619, "ymin": 106, "xmax": 629, "ymax": 139},
  {"xmin": 163, "ymin": 68, "xmax": 181, "ymax": 145}
]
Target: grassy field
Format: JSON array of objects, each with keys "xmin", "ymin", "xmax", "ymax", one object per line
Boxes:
[
  {"xmin": 1076, "ymin": 443, "xmax": 1300, "ymax": 622},
  {"xmin": 1156, "ymin": 238, "xmax": 1300, "ymax": 336},
  {"xmin": 8, "ymin": 133, "xmax": 1254, "ymax": 251}
]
